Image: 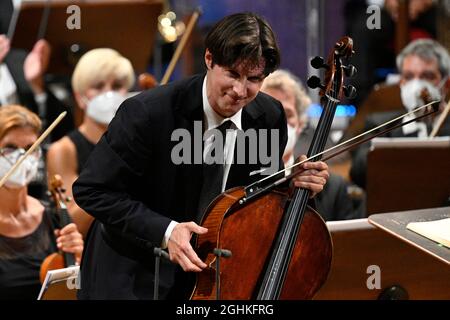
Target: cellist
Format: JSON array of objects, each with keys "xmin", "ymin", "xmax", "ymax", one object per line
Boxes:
[
  {"xmin": 0, "ymin": 105, "xmax": 83, "ymax": 300},
  {"xmin": 73, "ymin": 12, "xmax": 329, "ymax": 300}
]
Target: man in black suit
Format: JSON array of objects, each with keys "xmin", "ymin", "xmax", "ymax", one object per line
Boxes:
[
  {"xmin": 350, "ymin": 39, "xmax": 450, "ymax": 189},
  {"xmin": 73, "ymin": 13, "xmax": 329, "ymax": 299}
]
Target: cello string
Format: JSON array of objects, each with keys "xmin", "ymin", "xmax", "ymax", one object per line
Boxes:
[{"xmin": 258, "ymin": 48, "xmax": 350, "ymax": 300}]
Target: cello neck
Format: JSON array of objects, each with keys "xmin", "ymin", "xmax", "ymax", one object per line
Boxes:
[{"xmin": 257, "ymin": 37, "xmax": 354, "ymax": 300}]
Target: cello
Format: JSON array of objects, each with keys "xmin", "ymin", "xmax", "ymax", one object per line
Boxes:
[
  {"xmin": 39, "ymin": 174, "xmax": 77, "ymax": 283},
  {"xmin": 190, "ymin": 37, "xmax": 356, "ymax": 300}
]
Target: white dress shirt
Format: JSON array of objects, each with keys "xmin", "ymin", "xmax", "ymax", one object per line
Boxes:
[{"xmin": 0, "ymin": 63, "xmax": 48, "ymax": 119}]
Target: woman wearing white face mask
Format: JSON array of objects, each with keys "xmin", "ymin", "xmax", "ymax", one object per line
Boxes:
[
  {"xmin": 46, "ymin": 49, "xmax": 135, "ymax": 237},
  {"xmin": 0, "ymin": 105, "xmax": 83, "ymax": 299}
]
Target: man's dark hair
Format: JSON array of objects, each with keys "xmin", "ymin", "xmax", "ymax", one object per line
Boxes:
[{"xmin": 204, "ymin": 12, "xmax": 280, "ymax": 76}]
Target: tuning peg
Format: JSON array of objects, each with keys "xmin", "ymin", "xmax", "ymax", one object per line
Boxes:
[
  {"xmin": 344, "ymin": 65, "xmax": 357, "ymax": 78},
  {"xmin": 343, "ymin": 85, "xmax": 357, "ymax": 99},
  {"xmin": 310, "ymin": 56, "xmax": 329, "ymax": 70},
  {"xmin": 307, "ymin": 76, "xmax": 325, "ymax": 90}
]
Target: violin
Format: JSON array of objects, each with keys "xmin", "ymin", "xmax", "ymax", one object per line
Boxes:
[
  {"xmin": 39, "ymin": 174, "xmax": 76, "ymax": 283},
  {"xmin": 189, "ymin": 37, "xmax": 356, "ymax": 300}
]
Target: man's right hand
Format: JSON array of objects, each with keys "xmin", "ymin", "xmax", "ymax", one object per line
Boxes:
[
  {"xmin": 0, "ymin": 35, "xmax": 11, "ymax": 63},
  {"xmin": 167, "ymin": 222, "xmax": 208, "ymax": 272}
]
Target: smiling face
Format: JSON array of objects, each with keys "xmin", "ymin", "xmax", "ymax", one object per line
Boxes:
[{"xmin": 205, "ymin": 49, "xmax": 266, "ymax": 118}]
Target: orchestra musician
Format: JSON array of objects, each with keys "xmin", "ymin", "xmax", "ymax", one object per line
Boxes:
[
  {"xmin": 72, "ymin": 13, "xmax": 329, "ymax": 300},
  {"xmin": 350, "ymin": 39, "xmax": 450, "ymax": 189},
  {"xmin": 0, "ymin": 32, "xmax": 74, "ymax": 143},
  {"xmin": 0, "ymin": 105, "xmax": 83, "ymax": 300},
  {"xmin": 261, "ymin": 69, "xmax": 359, "ymax": 221},
  {"xmin": 46, "ymin": 48, "xmax": 135, "ymax": 237}
]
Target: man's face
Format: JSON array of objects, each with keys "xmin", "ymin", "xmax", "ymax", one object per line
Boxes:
[
  {"xmin": 205, "ymin": 50, "xmax": 266, "ymax": 117},
  {"xmin": 400, "ymin": 54, "xmax": 442, "ymax": 86}
]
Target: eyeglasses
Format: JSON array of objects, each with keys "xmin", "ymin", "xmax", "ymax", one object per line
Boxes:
[{"xmin": 0, "ymin": 146, "xmax": 41, "ymax": 162}]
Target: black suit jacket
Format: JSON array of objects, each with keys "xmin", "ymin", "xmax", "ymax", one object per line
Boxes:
[{"xmin": 73, "ymin": 74, "xmax": 287, "ymax": 299}]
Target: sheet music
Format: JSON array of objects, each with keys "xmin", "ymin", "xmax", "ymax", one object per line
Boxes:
[{"xmin": 407, "ymin": 218, "xmax": 450, "ymax": 249}]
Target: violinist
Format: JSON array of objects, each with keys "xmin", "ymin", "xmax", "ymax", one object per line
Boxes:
[
  {"xmin": 0, "ymin": 31, "xmax": 74, "ymax": 143},
  {"xmin": 350, "ymin": 39, "xmax": 450, "ymax": 189},
  {"xmin": 46, "ymin": 48, "xmax": 135, "ymax": 237},
  {"xmin": 0, "ymin": 105, "xmax": 83, "ymax": 300},
  {"xmin": 73, "ymin": 12, "xmax": 329, "ymax": 300}
]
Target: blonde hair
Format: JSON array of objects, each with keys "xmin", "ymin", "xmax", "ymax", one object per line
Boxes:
[
  {"xmin": 0, "ymin": 105, "xmax": 41, "ymax": 141},
  {"xmin": 262, "ymin": 69, "xmax": 311, "ymax": 124},
  {"xmin": 71, "ymin": 48, "xmax": 135, "ymax": 95}
]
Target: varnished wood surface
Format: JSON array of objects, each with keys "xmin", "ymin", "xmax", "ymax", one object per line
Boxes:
[
  {"xmin": 191, "ymin": 187, "xmax": 332, "ymax": 300},
  {"xmin": 314, "ymin": 218, "xmax": 450, "ymax": 300}
]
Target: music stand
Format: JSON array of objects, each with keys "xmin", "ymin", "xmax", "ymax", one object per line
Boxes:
[
  {"xmin": 366, "ymin": 137, "xmax": 450, "ymax": 215},
  {"xmin": 369, "ymin": 207, "xmax": 450, "ymax": 266},
  {"xmin": 37, "ymin": 265, "xmax": 79, "ymax": 300}
]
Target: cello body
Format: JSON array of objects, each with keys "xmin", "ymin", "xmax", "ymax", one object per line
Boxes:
[{"xmin": 191, "ymin": 187, "xmax": 332, "ymax": 300}]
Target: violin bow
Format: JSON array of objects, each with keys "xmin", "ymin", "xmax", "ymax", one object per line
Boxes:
[
  {"xmin": 160, "ymin": 7, "xmax": 202, "ymax": 85},
  {"xmin": 0, "ymin": 111, "xmax": 66, "ymax": 188},
  {"xmin": 244, "ymin": 100, "xmax": 440, "ymax": 198},
  {"xmin": 7, "ymin": 0, "xmax": 22, "ymax": 40},
  {"xmin": 37, "ymin": 0, "xmax": 51, "ymax": 41},
  {"xmin": 429, "ymin": 99, "xmax": 450, "ymax": 138}
]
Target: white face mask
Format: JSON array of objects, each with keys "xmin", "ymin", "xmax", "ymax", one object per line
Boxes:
[
  {"xmin": 0, "ymin": 149, "xmax": 40, "ymax": 189},
  {"xmin": 400, "ymin": 79, "xmax": 442, "ymax": 111},
  {"xmin": 284, "ymin": 123, "xmax": 298, "ymax": 157},
  {"xmin": 85, "ymin": 91, "xmax": 126, "ymax": 125}
]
